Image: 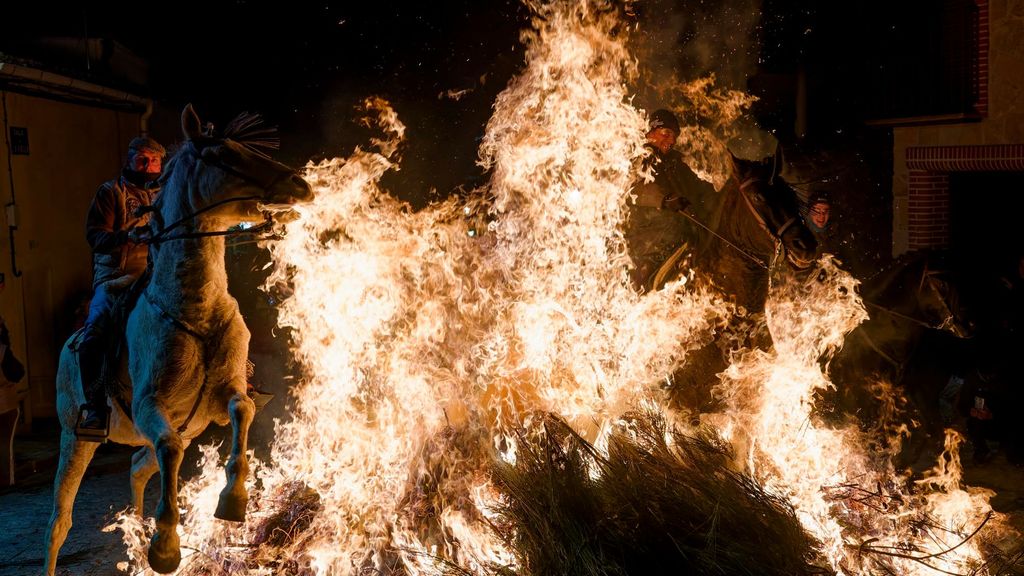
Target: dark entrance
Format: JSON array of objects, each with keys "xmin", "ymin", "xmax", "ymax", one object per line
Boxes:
[{"xmin": 950, "ymin": 171, "xmax": 1024, "ymax": 275}]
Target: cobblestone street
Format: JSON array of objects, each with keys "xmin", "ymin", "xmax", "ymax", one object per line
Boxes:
[{"xmin": 0, "ymin": 432, "xmax": 145, "ymax": 576}]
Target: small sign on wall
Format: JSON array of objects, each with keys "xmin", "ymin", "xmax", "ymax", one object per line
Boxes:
[{"xmin": 9, "ymin": 127, "xmax": 28, "ymax": 155}]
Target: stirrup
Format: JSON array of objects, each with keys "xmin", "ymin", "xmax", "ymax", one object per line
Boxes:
[
  {"xmin": 247, "ymin": 385, "xmax": 274, "ymax": 414},
  {"xmin": 75, "ymin": 406, "xmax": 110, "ymax": 443}
]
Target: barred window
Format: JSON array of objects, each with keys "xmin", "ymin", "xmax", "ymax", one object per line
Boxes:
[{"xmin": 866, "ymin": 0, "xmax": 980, "ymax": 121}]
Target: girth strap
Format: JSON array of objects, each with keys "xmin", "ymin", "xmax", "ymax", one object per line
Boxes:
[{"xmin": 142, "ymin": 290, "xmax": 206, "ymax": 340}]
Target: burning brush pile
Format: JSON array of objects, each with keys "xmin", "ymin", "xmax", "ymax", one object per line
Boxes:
[
  {"xmin": 490, "ymin": 410, "xmax": 821, "ymax": 576},
  {"xmin": 111, "ymin": 0, "xmax": 1022, "ymax": 575}
]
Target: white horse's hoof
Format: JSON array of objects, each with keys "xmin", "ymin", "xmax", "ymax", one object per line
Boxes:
[
  {"xmin": 214, "ymin": 489, "xmax": 248, "ymax": 523},
  {"xmin": 147, "ymin": 531, "xmax": 182, "ymax": 574}
]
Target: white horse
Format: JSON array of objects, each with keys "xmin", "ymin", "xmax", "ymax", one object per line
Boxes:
[{"xmin": 44, "ymin": 105, "xmax": 312, "ymax": 575}]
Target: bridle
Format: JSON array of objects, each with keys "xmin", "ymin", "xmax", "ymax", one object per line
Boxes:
[
  {"xmin": 145, "ymin": 197, "xmax": 278, "ymax": 245},
  {"xmin": 135, "ymin": 138, "xmax": 296, "ymax": 434},
  {"xmin": 862, "ymin": 266, "xmax": 958, "ymax": 332},
  {"xmin": 736, "ymin": 177, "xmax": 802, "ymax": 245},
  {"xmin": 855, "ymin": 267, "xmax": 961, "ymax": 369},
  {"xmin": 144, "ymin": 140, "xmax": 293, "ymax": 245},
  {"xmin": 674, "ymin": 175, "xmax": 808, "ymax": 272},
  {"xmin": 677, "ymin": 207, "xmax": 769, "ymax": 270},
  {"xmin": 738, "ymin": 175, "xmax": 815, "ymax": 271}
]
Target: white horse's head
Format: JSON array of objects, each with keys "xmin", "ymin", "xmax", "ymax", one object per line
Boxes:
[{"xmin": 158, "ymin": 104, "xmax": 313, "ymax": 230}]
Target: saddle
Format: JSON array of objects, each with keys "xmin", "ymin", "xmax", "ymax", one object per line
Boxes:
[
  {"xmin": 68, "ymin": 273, "xmax": 150, "ymax": 438},
  {"xmin": 69, "ymin": 270, "xmax": 274, "ymax": 435}
]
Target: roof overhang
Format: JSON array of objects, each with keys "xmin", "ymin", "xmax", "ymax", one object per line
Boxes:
[{"xmin": 0, "ymin": 60, "xmax": 149, "ymax": 113}]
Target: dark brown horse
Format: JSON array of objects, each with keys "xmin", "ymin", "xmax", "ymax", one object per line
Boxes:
[
  {"xmin": 654, "ymin": 153, "xmax": 818, "ymax": 413},
  {"xmin": 822, "ymin": 250, "xmax": 974, "ymax": 460},
  {"xmin": 653, "ymin": 153, "xmax": 817, "ymax": 310}
]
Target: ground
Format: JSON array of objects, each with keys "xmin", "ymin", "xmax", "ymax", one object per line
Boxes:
[{"xmin": 0, "ymin": 428, "xmax": 149, "ymax": 576}]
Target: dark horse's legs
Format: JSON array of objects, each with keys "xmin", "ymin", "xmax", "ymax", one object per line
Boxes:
[
  {"xmin": 668, "ymin": 341, "xmax": 729, "ymax": 418},
  {"xmin": 668, "ymin": 317, "xmax": 772, "ymax": 418}
]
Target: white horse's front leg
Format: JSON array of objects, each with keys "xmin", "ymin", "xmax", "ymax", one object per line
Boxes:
[
  {"xmin": 130, "ymin": 446, "xmax": 158, "ymax": 515},
  {"xmin": 134, "ymin": 402, "xmax": 184, "ymax": 574},
  {"xmin": 215, "ymin": 390, "xmax": 254, "ymax": 522},
  {"xmin": 44, "ymin": 433, "xmax": 99, "ymax": 576}
]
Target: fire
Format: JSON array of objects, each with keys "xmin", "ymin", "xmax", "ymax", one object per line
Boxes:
[
  {"xmin": 673, "ymin": 75, "xmax": 759, "ymax": 190},
  {"xmin": 109, "ymin": 1, "xmax": 1013, "ymax": 574},
  {"xmin": 710, "ymin": 259, "xmax": 1008, "ymax": 574}
]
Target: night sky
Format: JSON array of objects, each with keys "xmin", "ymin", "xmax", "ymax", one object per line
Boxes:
[
  {"xmin": 1, "ymin": 1, "xmax": 984, "ymax": 263},
  {"xmin": 0, "ymin": 1, "xmax": 869, "ymax": 197},
  {"xmin": 3, "ymin": 1, "xmax": 537, "ymax": 204}
]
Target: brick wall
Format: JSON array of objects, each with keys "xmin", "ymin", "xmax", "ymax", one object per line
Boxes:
[
  {"xmin": 975, "ymin": 0, "xmax": 989, "ymax": 116},
  {"xmin": 904, "ymin": 144, "xmax": 1024, "ymax": 250},
  {"xmin": 907, "ymin": 171, "xmax": 950, "ymax": 249},
  {"xmin": 891, "ymin": 0, "xmax": 1024, "ymax": 256}
]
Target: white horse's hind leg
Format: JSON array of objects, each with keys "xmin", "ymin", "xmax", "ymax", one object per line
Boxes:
[
  {"xmin": 130, "ymin": 446, "xmax": 158, "ymax": 515},
  {"xmin": 135, "ymin": 404, "xmax": 184, "ymax": 574},
  {"xmin": 215, "ymin": 392, "xmax": 254, "ymax": 522},
  {"xmin": 44, "ymin": 433, "xmax": 99, "ymax": 576}
]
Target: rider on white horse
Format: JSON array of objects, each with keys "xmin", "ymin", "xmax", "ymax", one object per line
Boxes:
[{"xmin": 77, "ymin": 136, "xmax": 165, "ymax": 440}]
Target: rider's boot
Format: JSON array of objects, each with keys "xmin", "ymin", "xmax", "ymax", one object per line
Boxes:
[{"xmin": 76, "ymin": 334, "xmax": 110, "ymax": 442}]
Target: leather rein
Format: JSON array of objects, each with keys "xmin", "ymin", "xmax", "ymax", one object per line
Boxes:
[{"xmin": 678, "ymin": 175, "xmax": 798, "ymax": 271}]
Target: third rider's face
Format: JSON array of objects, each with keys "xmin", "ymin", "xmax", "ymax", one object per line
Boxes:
[{"xmin": 810, "ymin": 203, "xmax": 831, "ymax": 229}]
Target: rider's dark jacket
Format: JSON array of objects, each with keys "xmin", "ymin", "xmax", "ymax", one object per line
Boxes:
[
  {"xmin": 86, "ymin": 172, "xmax": 159, "ymax": 289},
  {"xmin": 625, "ymin": 144, "xmax": 715, "ymax": 289}
]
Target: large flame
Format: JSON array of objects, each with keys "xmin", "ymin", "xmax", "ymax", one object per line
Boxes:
[{"xmin": 111, "ymin": 1, "xmax": 1012, "ymax": 574}]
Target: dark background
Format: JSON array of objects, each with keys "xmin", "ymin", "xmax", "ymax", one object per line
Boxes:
[
  {"xmin": 2, "ymin": 1, "xmax": 531, "ymax": 204},
  {"xmin": 0, "ymin": 0, "xmax": 998, "ymax": 272}
]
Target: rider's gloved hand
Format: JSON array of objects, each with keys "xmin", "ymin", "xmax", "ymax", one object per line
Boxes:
[
  {"xmin": 127, "ymin": 225, "xmax": 153, "ymax": 245},
  {"xmin": 662, "ymin": 194, "xmax": 690, "ymax": 213}
]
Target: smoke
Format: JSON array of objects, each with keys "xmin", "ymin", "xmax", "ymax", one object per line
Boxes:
[
  {"xmin": 628, "ymin": 0, "xmax": 778, "ymax": 184},
  {"xmin": 631, "ymin": 0, "xmax": 762, "ymax": 92}
]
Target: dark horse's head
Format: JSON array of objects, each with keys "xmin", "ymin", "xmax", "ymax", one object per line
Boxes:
[
  {"xmin": 158, "ymin": 104, "xmax": 313, "ymax": 228},
  {"xmin": 919, "ymin": 266, "xmax": 974, "ymax": 338},
  {"xmin": 862, "ymin": 250, "xmax": 975, "ymax": 339},
  {"xmin": 730, "ymin": 153, "xmax": 817, "ymax": 270}
]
